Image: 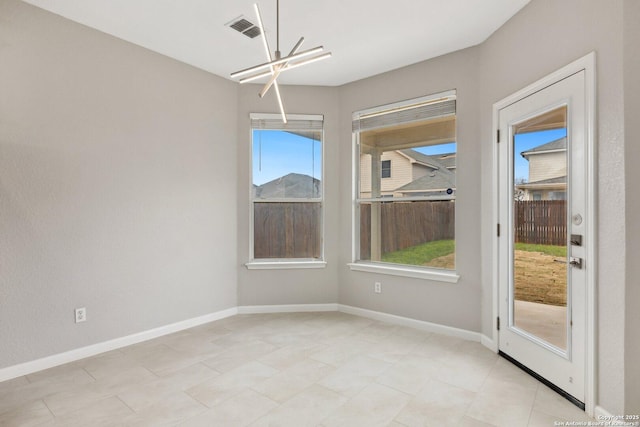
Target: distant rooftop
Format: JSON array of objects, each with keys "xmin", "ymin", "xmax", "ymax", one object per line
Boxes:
[
  {"xmin": 254, "ymin": 173, "xmax": 320, "ymax": 199},
  {"xmin": 521, "ymin": 137, "xmax": 566, "ymax": 158}
]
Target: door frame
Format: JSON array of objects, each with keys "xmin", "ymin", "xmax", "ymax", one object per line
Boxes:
[{"xmin": 491, "ymin": 52, "xmax": 596, "ymax": 415}]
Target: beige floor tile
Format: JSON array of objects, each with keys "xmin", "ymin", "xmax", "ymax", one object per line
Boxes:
[
  {"xmin": 0, "ymin": 313, "xmax": 594, "ymax": 427},
  {"xmin": 121, "ymin": 391, "xmax": 207, "ymax": 426},
  {"xmin": 375, "ymin": 354, "xmax": 438, "ymax": 395},
  {"xmin": 80, "ymin": 349, "xmax": 142, "ymax": 380},
  {"xmin": 351, "ymin": 321, "xmax": 400, "ymax": 343},
  {"xmin": 310, "ymin": 337, "xmax": 374, "ymax": 366},
  {"xmin": 43, "ymin": 366, "xmax": 156, "ymax": 416},
  {"xmin": 117, "ymin": 363, "xmax": 218, "ymax": 412},
  {"xmin": 485, "ymin": 357, "xmax": 540, "ymax": 391},
  {"xmin": 136, "ymin": 344, "xmax": 209, "ymax": 376},
  {"xmin": 394, "ymin": 379, "xmax": 476, "ymax": 427},
  {"xmin": 367, "ymin": 333, "xmax": 422, "ymax": 364},
  {"xmin": 0, "ymin": 399, "xmax": 54, "ymax": 427},
  {"xmin": 318, "ymin": 355, "xmax": 393, "ymax": 397},
  {"xmin": 313, "ymin": 321, "xmax": 374, "ymax": 343},
  {"xmin": 410, "ymin": 334, "xmax": 465, "ymax": 360},
  {"xmin": 251, "ymin": 359, "xmax": 335, "ymax": 403},
  {"xmin": 533, "ymin": 384, "xmax": 591, "ymax": 422},
  {"xmin": 526, "ymin": 409, "xmax": 562, "ymax": 427},
  {"xmin": 257, "ymin": 341, "xmax": 327, "ymax": 370},
  {"xmin": 0, "ymin": 367, "xmax": 96, "ymax": 415},
  {"xmin": 457, "ymin": 415, "xmax": 498, "ymax": 427},
  {"xmin": 430, "ymin": 352, "xmax": 495, "ymax": 393},
  {"xmin": 0, "ymin": 376, "xmax": 29, "ymax": 392},
  {"xmin": 180, "ymin": 389, "xmax": 277, "ymax": 426},
  {"xmin": 185, "ymin": 361, "xmax": 279, "ymax": 407},
  {"xmin": 48, "ymin": 396, "xmax": 133, "ymax": 426},
  {"xmin": 466, "ymin": 377, "xmax": 538, "ymax": 427},
  {"xmin": 201, "ymin": 340, "xmax": 278, "ymax": 373},
  {"xmin": 320, "ymin": 383, "xmax": 411, "ymax": 427},
  {"xmin": 160, "ymin": 330, "xmax": 228, "ymax": 356},
  {"xmin": 25, "ymin": 364, "xmax": 96, "ymax": 388},
  {"xmin": 251, "ymin": 384, "xmax": 348, "ymax": 427}
]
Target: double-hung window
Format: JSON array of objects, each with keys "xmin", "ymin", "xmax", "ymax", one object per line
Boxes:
[
  {"xmin": 350, "ymin": 91, "xmax": 458, "ymax": 281},
  {"xmin": 248, "ymin": 113, "xmax": 324, "ymax": 268}
]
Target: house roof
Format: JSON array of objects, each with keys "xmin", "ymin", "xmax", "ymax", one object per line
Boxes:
[
  {"xmin": 394, "ymin": 149, "xmax": 456, "ymax": 193},
  {"xmin": 254, "ymin": 173, "xmax": 320, "ymax": 198},
  {"xmin": 399, "ymin": 149, "xmax": 455, "ymax": 170},
  {"xmin": 517, "ymin": 175, "xmax": 567, "ymax": 188},
  {"xmin": 433, "ymin": 152, "xmax": 456, "ymax": 169},
  {"xmin": 521, "ymin": 137, "xmax": 566, "ymax": 158},
  {"xmin": 394, "ymin": 168, "xmax": 456, "ymax": 193}
]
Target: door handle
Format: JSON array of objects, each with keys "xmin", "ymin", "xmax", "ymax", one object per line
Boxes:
[{"xmin": 569, "ymin": 257, "xmax": 583, "ymax": 269}]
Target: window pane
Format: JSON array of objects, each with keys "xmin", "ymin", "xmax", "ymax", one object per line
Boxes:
[
  {"xmin": 359, "ymin": 143, "xmax": 456, "ymax": 199},
  {"xmin": 253, "ymin": 202, "xmax": 321, "ymax": 258},
  {"xmin": 251, "ymin": 121, "xmax": 323, "ymax": 261},
  {"xmin": 359, "ymin": 200, "xmax": 455, "ymax": 269},
  {"xmin": 253, "ymin": 130, "xmax": 321, "ymax": 199},
  {"xmin": 354, "ymin": 95, "xmax": 456, "ymax": 271}
]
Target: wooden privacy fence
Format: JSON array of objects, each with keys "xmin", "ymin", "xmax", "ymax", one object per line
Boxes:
[
  {"xmin": 360, "ymin": 201, "xmax": 455, "ymax": 258},
  {"xmin": 253, "ymin": 202, "xmax": 321, "ymax": 258},
  {"xmin": 514, "ymin": 200, "xmax": 566, "ymax": 246}
]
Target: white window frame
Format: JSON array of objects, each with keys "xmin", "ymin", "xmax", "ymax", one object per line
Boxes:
[
  {"xmin": 348, "ymin": 91, "xmax": 459, "ymax": 283},
  {"xmin": 246, "ymin": 113, "xmax": 326, "ymax": 270}
]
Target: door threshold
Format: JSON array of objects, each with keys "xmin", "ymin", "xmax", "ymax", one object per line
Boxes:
[{"xmin": 498, "ymin": 351, "xmax": 585, "ymax": 411}]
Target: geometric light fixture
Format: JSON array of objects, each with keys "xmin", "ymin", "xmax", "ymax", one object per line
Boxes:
[{"xmin": 230, "ymin": 0, "xmax": 331, "ymax": 123}]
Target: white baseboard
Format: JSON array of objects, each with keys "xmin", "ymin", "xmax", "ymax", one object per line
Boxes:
[
  {"xmin": 0, "ymin": 307, "xmax": 237, "ymax": 383},
  {"xmin": 594, "ymin": 406, "xmax": 623, "ymax": 423},
  {"xmin": 480, "ymin": 334, "xmax": 498, "ymax": 352},
  {"xmin": 237, "ymin": 303, "xmax": 339, "ymax": 314},
  {"xmin": 1, "ymin": 303, "xmax": 486, "ymax": 383},
  {"xmin": 338, "ymin": 304, "xmax": 482, "ymax": 342}
]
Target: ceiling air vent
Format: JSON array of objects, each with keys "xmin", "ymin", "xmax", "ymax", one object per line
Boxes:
[{"xmin": 226, "ymin": 16, "xmax": 261, "ymax": 39}]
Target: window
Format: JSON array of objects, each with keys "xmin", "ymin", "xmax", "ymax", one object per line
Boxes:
[
  {"xmin": 351, "ymin": 91, "xmax": 457, "ymax": 278},
  {"xmin": 249, "ymin": 114, "xmax": 324, "ymax": 267},
  {"xmin": 381, "ymin": 160, "xmax": 391, "ymax": 178}
]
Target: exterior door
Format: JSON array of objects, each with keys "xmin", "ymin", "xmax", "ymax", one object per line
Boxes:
[{"xmin": 498, "ymin": 70, "xmax": 587, "ymax": 405}]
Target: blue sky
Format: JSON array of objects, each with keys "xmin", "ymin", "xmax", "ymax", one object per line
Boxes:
[
  {"xmin": 514, "ymin": 128, "xmax": 567, "ymax": 182},
  {"xmin": 252, "ymin": 130, "xmax": 322, "ymax": 186},
  {"xmin": 415, "ymin": 142, "xmax": 456, "ymax": 156},
  {"xmin": 251, "ymin": 129, "xmax": 566, "ymax": 186}
]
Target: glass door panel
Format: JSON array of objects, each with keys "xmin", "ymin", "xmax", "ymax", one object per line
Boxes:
[{"xmin": 511, "ymin": 105, "xmax": 568, "ymax": 351}]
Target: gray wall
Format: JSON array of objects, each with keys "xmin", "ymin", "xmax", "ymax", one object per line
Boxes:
[
  {"xmin": 624, "ymin": 0, "xmax": 640, "ymax": 415},
  {"xmin": 337, "ymin": 47, "xmax": 482, "ymax": 332},
  {"xmin": 0, "ymin": 0, "xmax": 238, "ymax": 369},
  {"xmin": 1, "ymin": 0, "xmax": 636, "ymax": 415},
  {"xmin": 236, "ymin": 84, "xmax": 341, "ymax": 306},
  {"xmin": 478, "ymin": 0, "xmax": 626, "ymax": 413},
  {"xmin": 336, "ymin": 0, "xmax": 631, "ymax": 413}
]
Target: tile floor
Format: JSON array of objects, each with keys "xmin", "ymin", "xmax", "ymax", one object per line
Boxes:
[{"xmin": 0, "ymin": 312, "xmax": 593, "ymax": 426}]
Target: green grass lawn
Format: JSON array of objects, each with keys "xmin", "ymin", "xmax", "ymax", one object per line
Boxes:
[
  {"xmin": 381, "ymin": 240, "xmax": 566, "ymax": 267},
  {"xmin": 514, "ymin": 242, "xmax": 566, "ymax": 257},
  {"xmin": 382, "ymin": 239, "xmax": 455, "ymax": 266}
]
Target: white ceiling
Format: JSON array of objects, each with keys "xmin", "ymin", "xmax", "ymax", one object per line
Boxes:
[{"xmin": 22, "ymin": 0, "xmax": 530, "ymax": 87}]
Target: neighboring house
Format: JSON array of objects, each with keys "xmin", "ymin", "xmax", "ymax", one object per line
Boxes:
[
  {"xmin": 359, "ymin": 149, "xmax": 456, "ymax": 198},
  {"xmin": 254, "ymin": 173, "xmax": 321, "ymax": 199},
  {"xmin": 516, "ymin": 137, "xmax": 567, "ymax": 200}
]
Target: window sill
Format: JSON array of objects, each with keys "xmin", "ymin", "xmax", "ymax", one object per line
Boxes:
[
  {"xmin": 347, "ymin": 262, "xmax": 460, "ymax": 283},
  {"xmin": 245, "ymin": 261, "xmax": 327, "ymax": 270}
]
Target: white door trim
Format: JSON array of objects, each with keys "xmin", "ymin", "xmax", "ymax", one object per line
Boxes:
[{"xmin": 491, "ymin": 52, "xmax": 596, "ymax": 416}]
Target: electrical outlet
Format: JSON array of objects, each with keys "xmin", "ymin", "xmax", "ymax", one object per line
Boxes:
[
  {"xmin": 374, "ymin": 282, "xmax": 381, "ymax": 293},
  {"xmin": 75, "ymin": 307, "xmax": 86, "ymax": 323}
]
